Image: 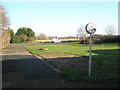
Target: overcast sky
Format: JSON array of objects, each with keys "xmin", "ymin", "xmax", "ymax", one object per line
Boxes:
[{"xmin": 2, "ymin": 0, "xmax": 118, "ymax": 37}]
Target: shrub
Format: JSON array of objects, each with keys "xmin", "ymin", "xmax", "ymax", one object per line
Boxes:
[
  {"xmin": 80, "ymin": 38, "xmax": 101, "ymax": 44},
  {"xmin": 100, "ymin": 35, "xmax": 119, "ymax": 43},
  {"xmin": 94, "ymin": 40, "xmax": 102, "ymax": 44},
  {"xmin": 14, "ymin": 27, "xmax": 35, "ymax": 43},
  {"xmin": 80, "ymin": 35, "xmax": 119, "ymax": 44},
  {"xmin": 19, "ymin": 34, "xmax": 28, "ymax": 43},
  {"xmin": 11, "ymin": 35, "xmax": 21, "ymax": 43}
]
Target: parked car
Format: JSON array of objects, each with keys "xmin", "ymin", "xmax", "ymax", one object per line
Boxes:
[{"xmin": 52, "ymin": 38, "xmax": 61, "ymax": 43}]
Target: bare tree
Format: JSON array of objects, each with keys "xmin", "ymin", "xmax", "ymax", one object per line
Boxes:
[
  {"xmin": 77, "ymin": 26, "xmax": 88, "ymax": 44},
  {"xmin": 104, "ymin": 24, "xmax": 116, "ymax": 35},
  {"xmin": 37, "ymin": 33, "xmax": 48, "ymax": 40},
  {"xmin": 0, "ymin": 3, "xmax": 10, "ymax": 50},
  {"xmin": 0, "ymin": 3, "xmax": 10, "ymax": 31}
]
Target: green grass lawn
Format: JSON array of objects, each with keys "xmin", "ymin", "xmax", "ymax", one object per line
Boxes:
[
  {"xmin": 24, "ymin": 43, "xmax": 119, "ymax": 57},
  {"xmin": 24, "ymin": 43, "xmax": 119, "ymax": 87}
]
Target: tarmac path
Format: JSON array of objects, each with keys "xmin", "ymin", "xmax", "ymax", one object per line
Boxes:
[{"xmin": 2, "ymin": 44, "xmax": 80, "ymax": 88}]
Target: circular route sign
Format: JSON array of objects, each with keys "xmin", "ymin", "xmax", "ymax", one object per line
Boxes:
[{"xmin": 85, "ymin": 22, "xmax": 96, "ymax": 34}]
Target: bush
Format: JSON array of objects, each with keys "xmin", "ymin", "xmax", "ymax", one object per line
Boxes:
[
  {"xmin": 19, "ymin": 34, "xmax": 28, "ymax": 42},
  {"xmin": 11, "ymin": 35, "xmax": 21, "ymax": 43},
  {"xmin": 79, "ymin": 40, "xmax": 86, "ymax": 44},
  {"xmin": 80, "ymin": 35, "xmax": 119, "ymax": 44},
  {"xmin": 80, "ymin": 38, "xmax": 101, "ymax": 44},
  {"xmin": 100, "ymin": 35, "xmax": 119, "ymax": 43},
  {"xmin": 94, "ymin": 39, "xmax": 102, "ymax": 44}
]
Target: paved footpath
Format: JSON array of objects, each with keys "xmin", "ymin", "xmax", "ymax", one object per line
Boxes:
[{"xmin": 2, "ymin": 44, "xmax": 80, "ymax": 88}]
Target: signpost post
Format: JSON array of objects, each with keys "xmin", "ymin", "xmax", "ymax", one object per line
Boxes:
[{"xmin": 85, "ymin": 22, "xmax": 96, "ymax": 77}]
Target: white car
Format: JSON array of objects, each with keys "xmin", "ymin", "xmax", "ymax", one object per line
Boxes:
[{"xmin": 52, "ymin": 38, "xmax": 61, "ymax": 43}]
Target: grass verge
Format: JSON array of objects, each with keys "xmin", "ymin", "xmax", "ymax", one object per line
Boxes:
[{"xmin": 24, "ymin": 43, "xmax": 119, "ymax": 86}]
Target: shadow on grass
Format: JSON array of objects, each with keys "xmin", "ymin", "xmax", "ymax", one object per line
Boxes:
[
  {"xmin": 85, "ymin": 49, "xmax": 119, "ymax": 75},
  {"xmin": 41, "ymin": 49, "xmax": 119, "ymax": 88}
]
